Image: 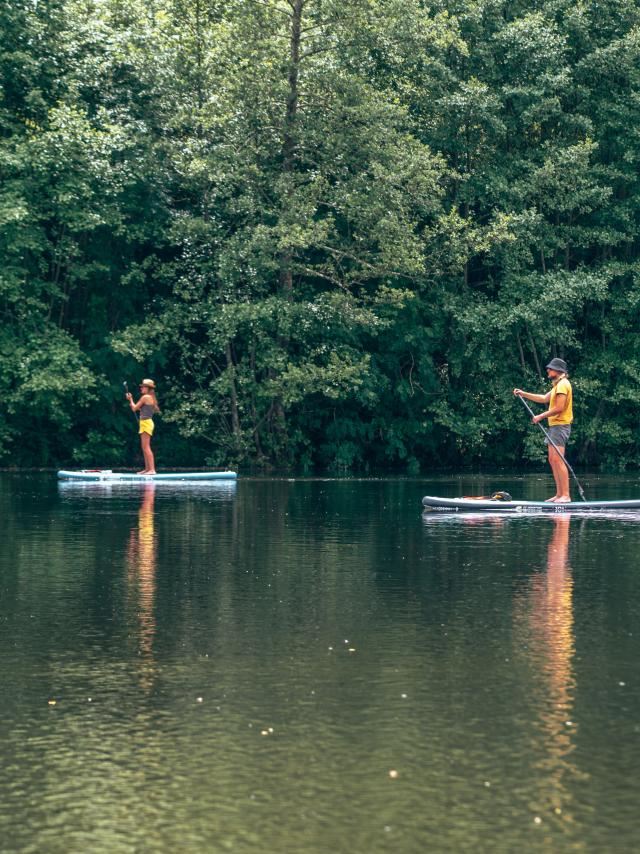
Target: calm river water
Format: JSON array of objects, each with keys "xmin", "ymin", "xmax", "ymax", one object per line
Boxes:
[{"xmin": 2, "ymin": 472, "xmax": 640, "ymax": 853}]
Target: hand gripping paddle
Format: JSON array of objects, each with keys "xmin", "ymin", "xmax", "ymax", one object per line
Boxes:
[{"xmin": 123, "ymin": 381, "xmax": 139, "ymax": 423}]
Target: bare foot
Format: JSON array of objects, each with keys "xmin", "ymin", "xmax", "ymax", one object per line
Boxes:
[
  {"xmin": 554, "ymin": 496, "xmax": 571, "ymax": 503},
  {"xmin": 545, "ymin": 496, "xmax": 559, "ymax": 502},
  {"xmin": 137, "ymin": 469, "xmax": 149, "ymax": 474},
  {"xmin": 146, "ymin": 471, "xmax": 156, "ymax": 475}
]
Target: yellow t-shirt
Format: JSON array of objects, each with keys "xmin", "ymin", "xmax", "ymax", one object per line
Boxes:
[{"xmin": 548, "ymin": 376, "xmax": 573, "ymax": 425}]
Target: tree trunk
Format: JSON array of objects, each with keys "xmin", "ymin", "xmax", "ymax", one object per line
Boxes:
[
  {"xmin": 271, "ymin": 0, "xmax": 304, "ymax": 458},
  {"xmin": 279, "ymin": 0, "xmax": 304, "ymax": 297},
  {"xmin": 249, "ymin": 344, "xmax": 265, "ymax": 459},
  {"xmin": 195, "ymin": 0, "xmax": 204, "ymax": 114},
  {"xmin": 225, "ymin": 341, "xmax": 241, "ymax": 443},
  {"xmin": 526, "ymin": 325, "xmax": 543, "ymax": 384},
  {"xmin": 516, "ymin": 331, "xmax": 526, "ymax": 374}
]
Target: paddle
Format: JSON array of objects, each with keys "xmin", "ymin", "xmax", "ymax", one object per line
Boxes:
[
  {"xmin": 123, "ymin": 381, "xmax": 139, "ymax": 424},
  {"xmin": 517, "ymin": 394, "xmax": 586, "ymax": 502}
]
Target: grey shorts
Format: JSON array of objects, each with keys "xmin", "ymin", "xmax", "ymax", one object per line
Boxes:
[{"xmin": 545, "ymin": 424, "xmax": 571, "ymax": 447}]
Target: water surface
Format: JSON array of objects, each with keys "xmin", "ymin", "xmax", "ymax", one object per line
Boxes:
[{"xmin": 1, "ymin": 473, "xmax": 640, "ymax": 852}]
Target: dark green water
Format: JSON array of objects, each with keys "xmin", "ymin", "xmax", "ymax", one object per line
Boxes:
[{"xmin": 2, "ymin": 473, "xmax": 640, "ymax": 853}]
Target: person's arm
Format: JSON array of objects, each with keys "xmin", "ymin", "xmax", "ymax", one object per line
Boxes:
[
  {"xmin": 532, "ymin": 393, "xmax": 566, "ymax": 424},
  {"xmin": 513, "ymin": 389, "xmax": 551, "ymax": 404},
  {"xmin": 126, "ymin": 393, "xmax": 150, "ymax": 412}
]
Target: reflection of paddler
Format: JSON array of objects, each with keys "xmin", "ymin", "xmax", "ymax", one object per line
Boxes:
[
  {"xmin": 514, "ymin": 515, "xmax": 585, "ymax": 825},
  {"xmin": 127, "ymin": 484, "xmax": 157, "ymax": 692},
  {"xmin": 531, "ymin": 516, "xmax": 573, "ymax": 698}
]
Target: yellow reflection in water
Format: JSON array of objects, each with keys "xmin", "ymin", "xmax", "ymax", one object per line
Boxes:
[
  {"xmin": 514, "ymin": 515, "xmax": 586, "ymax": 828},
  {"xmin": 126, "ymin": 484, "xmax": 158, "ymax": 693}
]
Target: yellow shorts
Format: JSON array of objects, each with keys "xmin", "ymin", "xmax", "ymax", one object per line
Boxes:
[{"xmin": 139, "ymin": 418, "xmax": 155, "ymax": 436}]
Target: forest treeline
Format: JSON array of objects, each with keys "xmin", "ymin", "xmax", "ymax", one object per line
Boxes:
[{"xmin": 2, "ymin": 0, "xmax": 640, "ymax": 470}]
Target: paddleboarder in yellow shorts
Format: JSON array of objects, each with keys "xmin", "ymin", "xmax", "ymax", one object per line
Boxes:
[
  {"xmin": 126, "ymin": 379, "xmax": 160, "ymax": 474},
  {"xmin": 513, "ymin": 358, "xmax": 573, "ymax": 503}
]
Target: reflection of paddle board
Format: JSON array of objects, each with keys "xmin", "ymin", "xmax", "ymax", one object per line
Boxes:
[
  {"xmin": 422, "ymin": 495, "xmax": 640, "ymax": 513},
  {"xmin": 57, "ymin": 470, "xmax": 237, "ymax": 482}
]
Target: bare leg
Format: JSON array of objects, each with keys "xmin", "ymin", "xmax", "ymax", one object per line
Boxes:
[
  {"xmin": 548, "ymin": 444, "xmax": 570, "ymax": 502},
  {"xmin": 137, "ymin": 432, "xmax": 148, "ymax": 474},
  {"xmin": 552, "ymin": 445, "xmax": 570, "ymax": 502},
  {"xmin": 546, "ymin": 445, "xmax": 560, "ymax": 501},
  {"xmin": 140, "ymin": 432, "xmax": 156, "ymax": 474},
  {"xmin": 137, "ymin": 433, "xmax": 148, "ymax": 474}
]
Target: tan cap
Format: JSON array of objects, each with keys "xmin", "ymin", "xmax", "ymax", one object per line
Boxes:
[{"xmin": 140, "ymin": 378, "xmax": 156, "ymax": 389}]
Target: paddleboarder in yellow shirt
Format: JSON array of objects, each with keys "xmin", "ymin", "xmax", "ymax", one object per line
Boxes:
[{"xmin": 513, "ymin": 358, "xmax": 573, "ymax": 503}]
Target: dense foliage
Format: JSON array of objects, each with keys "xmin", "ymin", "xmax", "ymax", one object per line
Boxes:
[{"xmin": 2, "ymin": 0, "xmax": 640, "ymax": 470}]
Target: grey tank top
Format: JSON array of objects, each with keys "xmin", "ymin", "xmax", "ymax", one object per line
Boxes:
[{"xmin": 139, "ymin": 403, "xmax": 155, "ymax": 420}]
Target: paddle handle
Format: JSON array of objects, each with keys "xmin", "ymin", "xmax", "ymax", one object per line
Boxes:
[
  {"xmin": 123, "ymin": 381, "xmax": 139, "ymax": 423},
  {"xmin": 517, "ymin": 394, "xmax": 586, "ymax": 501}
]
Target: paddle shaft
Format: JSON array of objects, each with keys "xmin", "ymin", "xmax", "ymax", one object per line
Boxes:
[
  {"xmin": 123, "ymin": 381, "xmax": 140, "ymax": 423},
  {"xmin": 518, "ymin": 394, "xmax": 586, "ymax": 501}
]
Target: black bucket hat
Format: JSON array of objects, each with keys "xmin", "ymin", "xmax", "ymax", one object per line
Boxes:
[{"xmin": 546, "ymin": 357, "xmax": 567, "ymax": 373}]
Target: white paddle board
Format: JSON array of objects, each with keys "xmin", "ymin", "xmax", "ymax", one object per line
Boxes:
[{"xmin": 57, "ymin": 470, "xmax": 237, "ymax": 482}]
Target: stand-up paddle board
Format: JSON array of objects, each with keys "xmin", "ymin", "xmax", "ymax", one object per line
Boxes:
[
  {"xmin": 57, "ymin": 470, "xmax": 237, "ymax": 482},
  {"xmin": 422, "ymin": 495, "xmax": 640, "ymax": 513}
]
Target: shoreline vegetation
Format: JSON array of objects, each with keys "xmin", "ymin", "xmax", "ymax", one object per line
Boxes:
[{"xmin": 2, "ymin": 0, "xmax": 640, "ymax": 473}]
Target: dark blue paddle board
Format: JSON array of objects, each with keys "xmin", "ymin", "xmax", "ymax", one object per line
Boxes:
[{"xmin": 422, "ymin": 495, "xmax": 640, "ymax": 513}]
